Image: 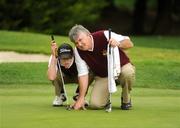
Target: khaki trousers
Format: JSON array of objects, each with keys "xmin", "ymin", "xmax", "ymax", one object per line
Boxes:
[{"xmin": 90, "ymin": 63, "xmax": 135, "ymax": 108}]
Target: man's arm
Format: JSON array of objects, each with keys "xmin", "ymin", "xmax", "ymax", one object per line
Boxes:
[
  {"xmin": 73, "ymin": 48, "xmax": 89, "ymax": 110},
  {"xmin": 118, "ymin": 39, "xmax": 134, "ymax": 50},
  {"xmin": 47, "ymin": 42, "xmax": 58, "ymax": 81},
  {"xmin": 73, "ymin": 74, "xmax": 89, "ymax": 109},
  {"xmin": 47, "ymin": 55, "xmax": 57, "ymax": 80},
  {"xmin": 104, "ymin": 31, "xmax": 134, "ymax": 49}
]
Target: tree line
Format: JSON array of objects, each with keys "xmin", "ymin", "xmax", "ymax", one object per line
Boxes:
[{"xmin": 0, "ymin": 0, "xmax": 179, "ymax": 35}]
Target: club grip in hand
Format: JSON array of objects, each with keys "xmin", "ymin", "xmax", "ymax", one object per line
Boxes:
[
  {"xmin": 50, "ymin": 35, "xmax": 58, "ymax": 58},
  {"xmin": 108, "ymin": 28, "xmax": 111, "ymax": 40},
  {"xmin": 51, "ymin": 35, "xmax": 54, "ymax": 41},
  {"xmin": 108, "ymin": 28, "xmax": 111, "ymax": 54}
]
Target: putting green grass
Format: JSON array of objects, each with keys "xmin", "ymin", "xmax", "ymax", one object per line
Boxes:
[
  {"xmin": 0, "ymin": 30, "xmax": 69, "ymax": 54},
  {"xmin": 0, "ymin": 30, "xmax": 180, "ymax": 128},
  {"xmin": 0, "ymin": 62, "xmax": 180, "ymax": 89},
  {"xmin": 0, "ymin": 30, "xmax": 180, "ymax": 57},
  {"xmin": 1, "ymin": 85, "xmax": 180, "ymax": 128}
]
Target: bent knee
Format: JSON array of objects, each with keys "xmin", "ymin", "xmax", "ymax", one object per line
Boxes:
[
  {"xmin": 121, "ymin": 65, "xmax": 135, "ymax": 79},
  {"xmin": 90, "ymin": 99, "xmax": 107, "ymax": 109}
]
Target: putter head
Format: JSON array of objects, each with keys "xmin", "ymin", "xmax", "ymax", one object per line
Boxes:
[
  {"xmin": 66, "ymin": 105, "xmax": 74, "ymax": 111},
  {"xmin": 105, "ymin": 102, "xmax": 112, "ymax": 113},
  {"xmin": 66, "ymin": 105, "xmax": 87, "ymax": 111},
  {"xmin": 106, "ymin": 107, "xmax": 112, "ymax": 113}
]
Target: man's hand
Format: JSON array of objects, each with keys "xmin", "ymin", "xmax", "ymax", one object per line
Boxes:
[
  {"xmin": 108, "ymin": 38, "xmax": 119, "ymax": 47},
  {"xmin": 72, "ymin": 97, "xmax": 86, "ymax": 110},
  {"xmin": 51, "ymin": 41, "xmax": 58, "ymax": 57},
  {"xmin": 109, "ymin": 38, "xmax": 133, "ymax": 49},
  {"xmin": 71, "ymin": 75, "xmax": 89, "ymax": 110}
]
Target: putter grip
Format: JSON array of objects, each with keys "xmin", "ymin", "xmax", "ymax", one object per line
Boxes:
[
  {"xmin": 109, "ymin": 28, "xmax": 111, "ymax": 54},
  {"xmin": 108, "ymin": 28, "xmax": 111, "ymax": 40},
  {"xmin": 51, "ymin": 35, "xmax": 58, "ymax": 57},
  {"xmin": 51, "ymin": 35, "xmax": 54, "ymax": 41}
]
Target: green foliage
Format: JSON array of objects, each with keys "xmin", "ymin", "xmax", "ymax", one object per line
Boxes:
[
  {"xmin": 114, "ymin": 0, "xmax": 135, "ymax": 10},
  {"xmin": 0, "ymin": 0, "xmax": 107, "ymax": 35},
  {"xmin": 114, "ymin": 0, "xmax": 157, "ymax": 10},
  {"xmin": 0, "ymin": 0, "xmax": 31, "ymax": 30}
]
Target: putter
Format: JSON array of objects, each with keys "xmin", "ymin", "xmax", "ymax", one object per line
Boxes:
[
  {"xmin": 51, "ymin": 35, "xmax": 54, "ymax": 41},
  {"xmin": 57, "ymin": 59, "xmax": 69, "ymax": 108},
  {"xmin": 105, "ymin": 28, "xmax": 112, "ymax": 113},
  {"xmin": 51, "ymin": 35, "xmax": 58, "ymax": 57},
  {"xmin": 51, "ymin": 35, "xmax": 69, "ymax": 108},
  {"xmin": 108, "ymin": 28, "xmax": 111, "ymax": 55}
]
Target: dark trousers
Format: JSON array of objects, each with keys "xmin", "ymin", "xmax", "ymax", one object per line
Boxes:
[{"xmin": 52, "ymin": 71, "xmax": 94, "ymax": 96}]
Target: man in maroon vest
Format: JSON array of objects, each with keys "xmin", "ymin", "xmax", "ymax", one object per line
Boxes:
[{"xmin": 69, "ymin": 24, "xmax": 135, "ymax": 110}]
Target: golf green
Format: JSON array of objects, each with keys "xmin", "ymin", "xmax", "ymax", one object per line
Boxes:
[{"xmin": 1, "ymin": 85, "xmax": 180, "ymax": 128}]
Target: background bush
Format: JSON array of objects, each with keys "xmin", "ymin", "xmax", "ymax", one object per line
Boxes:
[
  {"xmin": 0, "ymin": 0, "xmax": 179, "ymax": 35},
  {"xmin": 0, "ymin": 0, "xmax": 107, "ymax": 35}
]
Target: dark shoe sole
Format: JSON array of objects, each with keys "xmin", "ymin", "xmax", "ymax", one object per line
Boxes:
[
  {"xmin": 121, "ymin": 103, "xmax": 132, "ymax": 110},
  {"xmin": 53, "ymin": 104, "xmax": 63, "ymax": 107}
]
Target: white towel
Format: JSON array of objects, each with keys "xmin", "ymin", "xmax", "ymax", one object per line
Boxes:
[{"xmin": 107, "ymin": 45, "xmax": 121, "ymax": 93}]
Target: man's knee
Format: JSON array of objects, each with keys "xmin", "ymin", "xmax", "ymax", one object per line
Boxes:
[
  {"xmin": 120, "ymin": 64, "xmax": 135, "ymax": 80},
  {"xmin": 51, "ymin": 76, "xmax": 62, "ymax": 86},
  {"xmin": 90, "ymin": 98, "xmax": 108, "ymax": 109},
  {"xmin": 90, "ymin": 101, "xmax": 105, "ymax": 109}
]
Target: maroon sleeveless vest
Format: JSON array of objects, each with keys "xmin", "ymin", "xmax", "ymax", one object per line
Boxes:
[{"xmin": 77, "ymin": 31, "xmax": 130, "ymax": 77}]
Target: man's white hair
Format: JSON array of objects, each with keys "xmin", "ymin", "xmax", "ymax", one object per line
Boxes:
[{"xmin": 69, "ymin": 24, "xmax": 90, "ymax": 43}]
